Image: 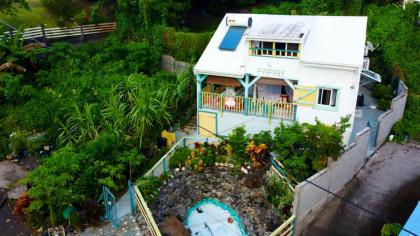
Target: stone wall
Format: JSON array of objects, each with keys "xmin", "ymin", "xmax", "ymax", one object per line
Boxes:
[
  {"xmin": 160, "ymin": 55, "xmax": 192, "ymax": 74},
  {"xmin": 375, "ymin": 80, "xmax": 408, "ymax": 147},
  {"xmin": 293, "ymin": 127, "xmax": 371, "ymax": 235}
]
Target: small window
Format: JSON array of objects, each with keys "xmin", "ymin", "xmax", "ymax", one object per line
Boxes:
[
  {"xmin": 317, "ymin": 88, "xmax": 337, "ymax": 107},
  {"xmin": 287, "ymin": 43, "xmax": 299, "ymax": 57},
  {"xmin": 275, "ymin": 42, "xmax": 286, "ymax": 56}
]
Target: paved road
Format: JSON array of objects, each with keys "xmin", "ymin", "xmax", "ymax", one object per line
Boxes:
[{"xmin": 303, "ymin": 142, "xmax": 420, "ymax": 236}]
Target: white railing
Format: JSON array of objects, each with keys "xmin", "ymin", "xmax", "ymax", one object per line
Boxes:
[{"xmin": 0, "ymin": 22, "xmax": 116, "ymax": 41}]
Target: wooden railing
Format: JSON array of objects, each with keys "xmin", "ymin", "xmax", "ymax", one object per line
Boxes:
[
  {"xmin": 201, "ymin": 92, "xmax": 245, "ymax": 113},
  {"xmin": 0, "ymin": 22, "xmax": 116, "ymax": 41},
  {"xmin": 270, "ymin": 215, "xmax": 296, "ymax": 236},
  {"xmin": 201, "ymin": 92, "xmax": 295, "ymax": 121},
  {"xmin": 133, "ymin": 185, "xmax": 162, "ymax": 236},
  {"xmin": 248, "ymin": 97, "xmax": 266, "ymax": 116},
  {"xmin": 269, "ymin": 100, "xmax": 295, "ymax": 120}
]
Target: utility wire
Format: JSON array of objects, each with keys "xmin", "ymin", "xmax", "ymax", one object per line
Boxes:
[{"xmin": 192, "ymin": 121, "xmax": 418, "ymax": 236}]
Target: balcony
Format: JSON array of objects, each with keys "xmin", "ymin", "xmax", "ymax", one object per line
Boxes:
[{"xmin": 201, "ymin": 91, "xmax": 296, "ymax": 121}]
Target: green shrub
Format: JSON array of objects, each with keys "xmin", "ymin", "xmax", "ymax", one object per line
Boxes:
[
  {"xmin": 265, "ymin": 175, "xmax": 293, "ymax": 213},
  {"xmin": 252, "ymin": 130, "xmax": 273, "ymax": 150},
  {"xmin": 381, "ymin": 223, "xmax": 401, "ymax": 236},
  {"xmin": 227, "ymin": 126, "xmax": 249, "ymax": 163},
  {"xmin": 273, "ymin": 117, "xmax": 350, "ymax": 181},
  {"xmin": 136, "ymin": 176, "xmax": 161, "ymax": 203},
  {"xmin": 169, "ymin": 147, "xmax": 191, "ymax": 168},
  {"xmin": 41, "ymin": 0, "xmax": 77, "ymax": 22},
  {"xmin": 252, "ymin": 2, "xmax": 300, "ymax": 15},
  {"xmin": 157, "ymin": 26, "xmax": 213, "ymax": 62},
  {"xmin": 372, "ymin": 83, "xmax": 393, "ymax": 111}
]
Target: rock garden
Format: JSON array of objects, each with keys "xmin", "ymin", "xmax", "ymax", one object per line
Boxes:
[{"xmin": 136, "ymin": 127, "xmax": 294, "ymax": 236}]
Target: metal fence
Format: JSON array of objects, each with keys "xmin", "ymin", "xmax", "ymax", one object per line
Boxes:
[{"xmin": 0, "ymin": 22, "xmax": 116, "ymax": 42}]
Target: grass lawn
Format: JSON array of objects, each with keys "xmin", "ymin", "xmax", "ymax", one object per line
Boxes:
[{"xmin": 0, "ymin": 0, "xmax": 59, "ymax": 31}]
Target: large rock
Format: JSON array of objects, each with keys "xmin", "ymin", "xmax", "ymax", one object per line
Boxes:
[{"xmin": 158, "ymin": 216, "xmax": 189, "ymax": 236}]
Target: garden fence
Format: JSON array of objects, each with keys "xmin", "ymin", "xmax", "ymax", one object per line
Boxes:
[{"xmin": 0, "ymin": 22, "xmax": 116, "ymax": 42}]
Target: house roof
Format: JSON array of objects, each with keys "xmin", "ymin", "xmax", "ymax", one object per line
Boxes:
[{"xmin": 194, "ymin": 14, "xmax": 367, "ymax": 78}]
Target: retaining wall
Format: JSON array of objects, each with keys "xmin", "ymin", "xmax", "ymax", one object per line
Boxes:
[
  {"xmin": 293, "ymin": 127, "xmax": 371, "ymax": 235},
  {"xmin": 375, "ymin": 81, "xmax": 408, "ymax": 147},
  {"xmin": 160, "ymin": 55, "xmax": 192, "ymax": 74}
]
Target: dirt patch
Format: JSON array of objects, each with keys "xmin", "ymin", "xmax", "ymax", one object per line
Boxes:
[{"xmin": 0, "ymin": 200, "xmax": 31, "ymax": 236}]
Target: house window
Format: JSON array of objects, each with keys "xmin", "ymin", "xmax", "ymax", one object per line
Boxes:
[
  {"xmin": 250, "ymin": 40, "xmax": 300, "ymax": 58},
  {"xmin": 317, "ymin": 88, "xmax": 337, "ymax": 107}
]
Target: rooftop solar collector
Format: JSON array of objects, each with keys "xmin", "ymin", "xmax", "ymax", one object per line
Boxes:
[{"xmin": 219, "ymin": 26, "xmax": 246, "ymax": 51}]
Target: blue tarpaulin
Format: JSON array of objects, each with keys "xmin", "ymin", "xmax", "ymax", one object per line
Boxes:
[
  {"xmin": 219, "ymin": 26, "xmax": 246, "ymax": 51},
  {"xmin": 399, "ymin": 201, "xmax": 420, "ymax": 236}
]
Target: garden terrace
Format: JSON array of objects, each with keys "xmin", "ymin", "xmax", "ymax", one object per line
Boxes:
[
  {"xmin": 150, "ymin": 165, "xmax": 286, "ymax": 235},
  {"xmin": 136, "ymin": 136, "xmax": 295, "ymax": 235}
]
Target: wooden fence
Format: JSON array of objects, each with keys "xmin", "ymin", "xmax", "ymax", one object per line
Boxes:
[
  {"xmin": 0, "ymin": 22, "xmax": 116, "ymax": 42},
  {"xmin": 202, "ymin": 91, "xmax": 295, "ymax": 121}
]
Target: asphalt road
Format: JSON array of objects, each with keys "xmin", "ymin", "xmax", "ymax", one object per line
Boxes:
[{"xmin": 302, "ymin": 142, "xmax": 420, "ymax": 236}]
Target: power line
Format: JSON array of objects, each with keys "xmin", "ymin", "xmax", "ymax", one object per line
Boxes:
[{"xmin": 192, "ymin": 121, "xmax": 418, "ymax": 236}]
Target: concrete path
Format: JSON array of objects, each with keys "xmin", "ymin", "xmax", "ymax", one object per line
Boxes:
[{"xmin": 302, "ymin": 142, "xmax": 420, "ymax": 236}]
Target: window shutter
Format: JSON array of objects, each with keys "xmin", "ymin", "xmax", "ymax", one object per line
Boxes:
[{"xmin": 293, "ymin": 85, "xmax": 317, "ymax": 107}]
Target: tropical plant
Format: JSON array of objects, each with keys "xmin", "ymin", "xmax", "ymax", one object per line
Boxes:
[
  {"xmin": 21, "ymin": 147, "xmax": 84, "ymax": 226},
  {"xmin": 273, "ymin": 116, "xmax": 350, "ymax": 181},
  {"xmin": 169, "ymin": 147, "xmax": 191, "ymax": 168},
  {"xmin": 246, "ymin": 141, "xmax": 268, "ymax": 168},
  {"xmin": 58, "ymin": 104, "xmax": 101, "ymax": 147},
  {"xmin": 265, "ymin": 175, "xmax": 293, "ymax": 215},
  {"xmin": 226, "ymin": 126, "xmax": 249, "ymax": 162},
  {"xmin": 136, "ymin": 176, "xmax": 161, "ymax": 203}
]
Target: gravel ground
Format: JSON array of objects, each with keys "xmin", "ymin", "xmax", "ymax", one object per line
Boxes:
[
  {"xmin": 150, "ymin": 165, "xmax": 285, "ymax": 236},
  {"xmin": 303, "ymin": 142, "xmax": 420, "ymax": 236}
]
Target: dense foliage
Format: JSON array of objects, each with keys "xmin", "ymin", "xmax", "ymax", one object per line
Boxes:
[
  {"xmin": 0, "ymin": 0, "xmax": 28, "ymax": 14},
  {"xmin": 273, "ymin": 117, "xmax": 350, "ymax": 181},
  {"xmin": 0, "ymin": 33, "xmax": 196, "ymax": 227}
]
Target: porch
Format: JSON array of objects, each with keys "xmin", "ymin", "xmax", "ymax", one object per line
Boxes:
[{"xmin": 197, "ymin": 75, "xmax": 297, "ymax": 122}]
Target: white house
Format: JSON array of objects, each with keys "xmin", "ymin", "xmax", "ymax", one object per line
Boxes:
[{"xmin": 193, "ymin": 13, "xmax": 380, "ymax": 144}]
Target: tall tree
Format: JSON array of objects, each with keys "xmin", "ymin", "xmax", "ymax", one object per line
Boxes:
[{"xmin": 0, "ymin": 0, "xmax": 28, "ymax": 14}]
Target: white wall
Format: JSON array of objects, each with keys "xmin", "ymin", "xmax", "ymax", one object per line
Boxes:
[
  {"xmin": 293, "ymin": 127, "xmax": 370, "ymax": 235},
  {"xmin": 375, "ymin": 81, "xmax": 408, "ymax": 146},
  {"xmin": 296, "ymin": 65, "xmax": 360, "ymax": 144},
  {"xmin": 293, "ymin": 81, "xmax": 408, "ymax": 235},
  {"xmin": 200, "ymin": 108, "xmax": 291, "ymax": 136}
]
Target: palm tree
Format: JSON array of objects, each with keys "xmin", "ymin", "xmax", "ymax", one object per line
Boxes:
[
  {"xmin": 102, "ymin": 88, "xmax": 128, "ymax": 138},
  {"xmin": 58, "ymin": 104, "xmax": 101, "ymax": 147},
  {"xmin": 113, "ymin": 75, "xmax": 172, "ymax": 178}
]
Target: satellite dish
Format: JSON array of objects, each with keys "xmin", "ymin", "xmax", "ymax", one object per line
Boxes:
[{"xmin": 366, "ymin": 41, "xmax": 378, "ymax": 52}]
